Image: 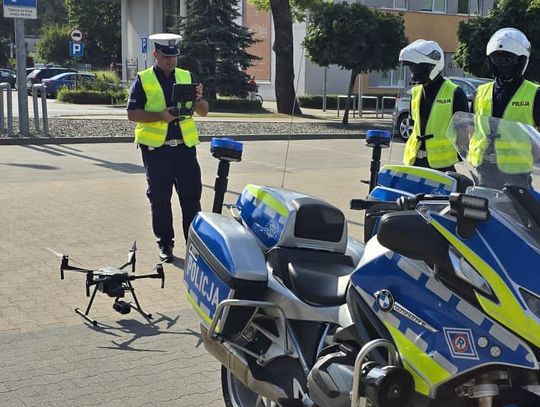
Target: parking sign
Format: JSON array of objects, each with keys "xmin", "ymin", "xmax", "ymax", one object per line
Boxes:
[
  {"xmin": 142, "ymin": 37, "xmax": 148, "ymax": 54},
  {"xmin": 69, "ymin": 41, "xmax": 85, "ymax": 58}
]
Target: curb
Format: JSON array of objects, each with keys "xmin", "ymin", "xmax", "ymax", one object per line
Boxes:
[{"xmin": 0, "ymin": 132, "xmax": 373, "ymax": 146}]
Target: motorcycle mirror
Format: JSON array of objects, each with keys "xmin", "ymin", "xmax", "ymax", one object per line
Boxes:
[{"xmin": 449, "ymin": 193, "xmax": 489, "ymax": 238}]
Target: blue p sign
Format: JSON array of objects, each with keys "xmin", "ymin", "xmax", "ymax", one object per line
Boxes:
[
  {"xmin": 69, "ymin": 41, "xmax": 85, "ymax": 58},
  {"xmin": 142, "ymin": 37, "xmax": 148, "ymax": 54}
]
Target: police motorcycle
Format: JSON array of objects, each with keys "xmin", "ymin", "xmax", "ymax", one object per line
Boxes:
[{"xmin": 183, "ymin": 112, "xmax": 540, "ymax": 407}]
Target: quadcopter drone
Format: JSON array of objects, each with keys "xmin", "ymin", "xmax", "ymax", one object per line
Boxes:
[{"xmin": 51, "ymin": 242, "xmax": 165, "ymax": 326}]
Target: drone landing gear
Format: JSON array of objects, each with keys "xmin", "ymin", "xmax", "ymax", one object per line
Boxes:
[{"xmin": 75, "ymin": 280, "xmax": 153, "ymax": 326}]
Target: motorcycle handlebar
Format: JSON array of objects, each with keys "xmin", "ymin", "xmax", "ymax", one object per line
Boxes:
[{"xmin": 350, "ymin": 194, "xmax": 449, "ymax": 212}]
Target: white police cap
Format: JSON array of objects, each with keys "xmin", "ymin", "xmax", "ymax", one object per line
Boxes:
[{"xmin": 149, "ymin": 33, "xmax": 181, "ymax": 56}]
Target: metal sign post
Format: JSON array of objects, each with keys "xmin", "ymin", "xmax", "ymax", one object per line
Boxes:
[{"xmin": 4, "ymin": 0, "xmax": 37, "ymax": 136}]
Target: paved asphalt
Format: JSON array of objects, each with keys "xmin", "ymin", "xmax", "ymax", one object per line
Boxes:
[{"xmin": 0, "ymin": 137, "xmax": 404, "ymax": 406}]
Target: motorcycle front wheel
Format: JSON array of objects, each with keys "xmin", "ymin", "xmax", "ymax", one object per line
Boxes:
[{"xmin": 221, "ymin": 366, "xmax": 279, "ymax": 407}]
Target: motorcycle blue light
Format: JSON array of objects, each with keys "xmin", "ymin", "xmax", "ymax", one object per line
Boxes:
[
  {"xmin": 366, "ymin": 130, "xmax": 391, "ymax": 148},
  {"xmin": 211, "ymin": 137, "xmax": 243, "ymax": 152}
]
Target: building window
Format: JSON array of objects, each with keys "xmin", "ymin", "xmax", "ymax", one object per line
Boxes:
[
  {"xmin": 457, "ymin": 0, "xmax": 484, "ymax": 15},
  {"xmin": 363, "ymin": 0, "xmax": 407, "ymax": 9},
  {"xmin": 419, "ymin": 0, "xmax": 446, "ymax": 12},
  {"xmin": 369, "ymin": 66, "xmax": 406, "ymax": 88}
]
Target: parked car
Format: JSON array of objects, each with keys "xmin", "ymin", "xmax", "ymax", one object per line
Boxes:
[
  {"xmin": 392, "ymin": 76, "xmax": 491, "ymax": 140},
  {"xmin": 26, "ymin": 67, "xmax": 76, "ymax": 94},
  {"xmin": 0, "ymin": 68, "xmax": 16, "ymax": 88},
  {"xmin": 41, "ymin": 72, "xmax": 96, "ymax": 98}
]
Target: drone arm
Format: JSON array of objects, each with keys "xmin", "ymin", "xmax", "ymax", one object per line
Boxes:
[{"xmin": 128, "ymin": 264, "xmax": 165, "ymax": 288}]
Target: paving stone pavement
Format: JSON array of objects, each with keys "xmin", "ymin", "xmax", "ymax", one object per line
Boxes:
[{"xmin": 0, "ymin": 139, "xmax": 404, "ymax": 406}]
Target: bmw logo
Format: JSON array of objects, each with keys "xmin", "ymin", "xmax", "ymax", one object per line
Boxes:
[{"xmin": 376, "ymin": 289, "xmax": 394, "ymax": 312}]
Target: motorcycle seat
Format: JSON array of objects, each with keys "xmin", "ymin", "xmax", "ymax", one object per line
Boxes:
[{"xmin": 266, "ymin": 247, "xmax": 355, "ymax": 306}]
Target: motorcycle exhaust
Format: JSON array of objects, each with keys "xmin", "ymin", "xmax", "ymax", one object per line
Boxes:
[
  {"xmin": 351, "ymin": 339, "xmax": 414, "ymax": 407},
  {"xmin": 201, "ymin": 324, "xmax": 288, "ymax": 402}
]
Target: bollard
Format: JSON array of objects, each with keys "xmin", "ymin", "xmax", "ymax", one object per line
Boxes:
[
  {"xmin": 0, "ymin": 83, "xmax": 14, "ymax": 137},
  {"xmin": 31, "ymin": 84, "xmax": 49, "ymax": 136}
]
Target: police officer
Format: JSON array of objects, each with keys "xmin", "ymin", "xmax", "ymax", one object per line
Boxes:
[
  {"xmin": 399, "ymin": 40, "xmax": 469, "ymax": 171},
  {"xmin": 471, "ymin": 28, "xmax": 540, "ymax": 188},
  {"xmin": 127, "ymin": 33, "xmax": 209, "ymax": 262}
]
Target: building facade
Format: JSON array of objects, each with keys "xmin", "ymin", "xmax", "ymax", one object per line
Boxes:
[{"xmin": 120, "ymin": 0, "xmax": 497, "ymax": 100}]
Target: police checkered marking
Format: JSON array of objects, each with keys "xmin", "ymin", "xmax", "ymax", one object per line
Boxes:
[
  {"xmin": 356, "ymin": 286, "xmax": 376, "ymax": 307},
  {"xmin": 457, "ymin": 300, "xmax": 485, "ymax": 326},
  {"xmin": 432, "ymin": 351, "xmax": 459, "ymax": 375},
  {"xmin": 263, "ymin": 204, "xmax": 278, "ymax": 219},
  {"xmin": 444, "ymin": 328, "xmax": 479, "ymax": 360},
  {"xmin": 489, "ymin": 324, "xmax": 519, "ymax": 351},
  {"xmin": 377, "ymin": 308, "xmax": 401, "ymax": 329},
  {"xmin": 406, "ymin": 327, "xmax": 428, "ymax": 352},
  {"xmin": 397, "ymin": 257, "xmax": 425, "ymax": 280},
  {"xmin": 526, "ymin": 353, "xmax": 535, "ymax": 363},
  {"xmin": 424, "ymin": 178, "xmax": 443, "ymax": 188},
  {"xmin": 200, "ymin": 301, "xmax": 211, "ymax": 318},
  {"xmin": 189, "ymin": 289, "xmax": 199, "ymax": 305},
  {"xmin": 425, "ymin": 277, "xmax": 452, "ymax": 302}
]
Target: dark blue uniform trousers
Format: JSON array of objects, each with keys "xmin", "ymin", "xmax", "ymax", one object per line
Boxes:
[{"xmin": 141, "ymin": 144, "xmax": 202, "ymax": 247}]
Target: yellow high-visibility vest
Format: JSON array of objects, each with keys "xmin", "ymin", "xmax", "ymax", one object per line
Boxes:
[
  {"xmin": 474, "ymin": 80, "xmax": 537, "ymax": 126},
  {"xmin": 470, "ymin": 81, "xmax": 537, "ymax": 174},
  {"xmin": 403, "ymin": 80, "xmax": 459, "ymax": 169},
  {"xmin": 134, "ymin": 67, "xmax": 199, "ymax": 147}
]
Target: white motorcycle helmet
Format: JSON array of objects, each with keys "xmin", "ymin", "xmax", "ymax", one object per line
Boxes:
[
  {"xmin": 486, "ymin": 28, "xmax": 530, "ymax": 84},
  {"xmin": 399, "ymin": 39, "xmax": 445, "ymax": 84}
]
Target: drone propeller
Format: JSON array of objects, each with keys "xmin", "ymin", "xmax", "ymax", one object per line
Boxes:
[
  {"xmin": 120, "ymin": 241, "xmax": 137, "ymax": 272},
  {"xmin": 48, "ymin": 248, "xmax": 94, "ymax": 280}
]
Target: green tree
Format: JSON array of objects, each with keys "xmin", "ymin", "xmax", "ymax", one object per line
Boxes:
[
  {"xmin": 35, "ymin": 25, "xmax": 71, "ymax": 66},
  {"xmin": 26, "ymin": 0, "xmax": 68, "ymax": 36},
  {"xmin": 250, "ymin": 0, "xmax": 322, "ymax": 115},
  {"xmin": 304, "ymin": 3, "xmax": 407, "ymax": 124},
  {"xmin": 455, "ymin": 0, "xmax": 540, "ymax": 82},
  {"xmin": 65, "ymin": 0, "xmax": 121, "ymax": 67},
  {"xmin": 173, "ymin": 0, "xmax": 259, "ymax": 100}
]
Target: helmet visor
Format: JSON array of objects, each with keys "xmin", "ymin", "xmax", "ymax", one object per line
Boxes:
[
  {"xmin": 405, "ymin": 63, "xmax": 433, "ymax": 84},
  {"xmin": 489, "ymin": 51, "xmax": 519, "ymax": 67}
]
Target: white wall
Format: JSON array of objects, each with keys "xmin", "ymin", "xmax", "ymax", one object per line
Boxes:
[{"xmin": 121, "ymin": 0, "xmax": 163, "ymax": 81}]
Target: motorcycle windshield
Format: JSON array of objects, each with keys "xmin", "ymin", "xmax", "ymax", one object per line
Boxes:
[
  {"xmin": 445, "ymin": 111, "xmax": 540, "ymax": 245},
  {"xmin": 446, "ymin": 112, "xmax": 540, "ymax": 190}
]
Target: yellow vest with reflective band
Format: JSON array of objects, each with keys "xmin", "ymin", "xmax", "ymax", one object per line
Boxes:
[
  {"xmin": 134, "ymin": 67, "xmax": 199, "ymax": 147},
  {"xmin": 468, "ymin": 115, "xmax": 533, "ymax": 174},
  {"xmin": 403, "ymin": 80, "xmax": 459, "ymax": 169},
  {"xmin": 470, "ymin": 80, "xmax": 536, "ymax": 173},
  {"xmin": 474, "ymin": 79, "xmax": 537, "ymax": 125}
]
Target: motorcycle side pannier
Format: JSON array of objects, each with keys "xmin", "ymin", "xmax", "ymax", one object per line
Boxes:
[{"xmin": 184, "ymin": 212, "xmax": 267, "ymax": 339}]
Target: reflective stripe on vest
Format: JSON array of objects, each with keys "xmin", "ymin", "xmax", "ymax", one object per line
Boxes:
[
  {"xmin": 474, "ymin": 80, "xmax": 537, "ymax": 126},
  {"xmin": 134, "ymin": 67, "xmax": 200, "ymax": 147},
  {"xmin": 403, "ymin": 80, "xmax": 458, "ymax": 169},
  {"xmin": 468, "ymin": 115, "xmax": 533, "ymax": 174}
]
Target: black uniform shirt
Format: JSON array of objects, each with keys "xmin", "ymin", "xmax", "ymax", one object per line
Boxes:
[
  {"xmin": 471, "ymin": 78, "xmax": 540, "ymax": 127},
  {"xmin": 127, "ymin": 66, "xmax": 196, "ymax": 140}
]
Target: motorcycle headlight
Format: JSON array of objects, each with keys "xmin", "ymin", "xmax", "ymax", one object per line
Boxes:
[
  {"xmin": 449, "ymin": 247, "xmax": 493, "ymax": 296},
  {"xmin": 520, "ymin": 288, "xmax": 540, "ymax": 319}
]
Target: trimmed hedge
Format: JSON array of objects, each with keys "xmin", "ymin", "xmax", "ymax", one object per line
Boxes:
[
  {"xmin": 209, "ymin": 98, "xmax": 264, "ymax": 112},
  {"xmin": 57, "ymin": 88, "xmax": 127, "ymax": 105}
]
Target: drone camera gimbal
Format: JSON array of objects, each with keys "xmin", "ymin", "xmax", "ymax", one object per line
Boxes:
[{"xmin": 53, "ymin": 242, "xmax": 165, "ymax": 326}]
